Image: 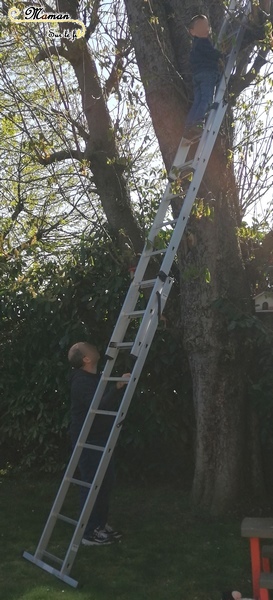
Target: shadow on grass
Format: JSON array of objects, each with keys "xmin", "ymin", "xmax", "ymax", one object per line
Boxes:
[{"xmin": 0, "ymin": 475, "xmax": 252, "ymax": 600}]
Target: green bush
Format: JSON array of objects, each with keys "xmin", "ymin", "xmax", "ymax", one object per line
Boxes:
[{"xmin": 0, "ymin": 236, "xmax": 193, "ymax": 479}]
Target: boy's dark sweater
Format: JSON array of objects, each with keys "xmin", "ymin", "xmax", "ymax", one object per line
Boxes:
[
  {"xmin": 190, "ymin": 37, "xmax": 222, "ymax": 74},
  {"xmin": 70, "ymin": 369, "xmax": 122, "ymax": 446}
]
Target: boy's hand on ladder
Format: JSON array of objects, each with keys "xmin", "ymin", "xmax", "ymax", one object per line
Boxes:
[{"xmin": 116, "ymin": 374, "xmax": 131, "ymax": 389}]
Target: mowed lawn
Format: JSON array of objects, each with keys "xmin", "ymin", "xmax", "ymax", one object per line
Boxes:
[{"xmin": 0, "ymin": 474, "xmax": 253, "ymax": 600}]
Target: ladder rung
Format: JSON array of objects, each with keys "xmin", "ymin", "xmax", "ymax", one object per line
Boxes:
[
  {"xmin": 67, "ymin": 477, "xmax": 92, "ymax": 488},
  {"xmin": 138, "ymin": 279, "xmax": 156, "ymax": 289},
  {"xmin": 78, "ymin": 442, "xmax": 105, "ymax": 451},
  {"xmin": 161, "ymin": 219, "xmax": 178, "ymax": 228},
  {"xmin": 169, "ymin": 161, "xmax": 194, "ymax": 180},
  {"xmin": 43, "ymin": 550, "xmax": 63, "ymax": 566},
  {"xmin": 165, "ymin": 192, "xmax": 185, "ymax": 202},
  {"xmin": 91, "ymin": 409, "xmax": 118, "ymax": 416},
  {"xmin": 103, "ymin": 377, "xmax": 131, "ymax": 382},
  {"xmin": 179, "ymin": 136, "xmax": 191, "ymax": 146},
  {"xmin": 109, "ymin": 342, "xmax": 133, "ymax": 350},
  {"xmin": 181, "ymin": 136, "xmax": 197, "ymax": 146},
  {"xmin": 153, "ymin": 218, "xmax": 178, "ymax": 231},
  {"xmin": 172, "ymin": 165, "xmax": 194, "ymax": 175},
  {"xmin": 23, "ymin": 552, "xmax": 78, "ymax": 587},
  {"xmin": 144, "ymin": 248, "xmax": 167, "ymax": 257},
  {"xmin": 123, "ymin": 310, "xmax": 145, "ymax": 318},
  {"xmin": 56, "ymin": 514, "xmax": 78, "ymax": 526}
]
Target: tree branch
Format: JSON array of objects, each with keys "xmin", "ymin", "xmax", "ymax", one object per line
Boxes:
[
  {"xmin": 84, "ymin": 0, "xmax": 102, "ymax": 41},
  {"xmin": 35, "ymin": 45, "xmax": 70, "ymax": 63},
  {"xmin": 2, "ymin": 220, "xmax": 66, "ymax": 260},
  {"xmin": 51, "ymin": 108, "xmax": 89, "ymax": 141},
  {"xmin": 230, "ymin": 50, "xmax": 269, "ymax": 99},
  {"xmin": 2, "ymin": 198, "xmax": 25, "ymax": 241},
  {"xmin": 104, "ymin": 38, "xmax": 132, "ymax": 99},
  {"xmin": 36, "ymin": 149, "xmax": 84, "ymax": 165}
]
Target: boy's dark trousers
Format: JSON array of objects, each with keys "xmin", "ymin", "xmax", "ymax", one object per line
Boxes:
[
  {"xmin": 78, "ymin": 447, "xmax": 115, "ymax": 536},
  {"xmin": 185, "ymin": 70, "xmax": 219, "ymax": 129}
]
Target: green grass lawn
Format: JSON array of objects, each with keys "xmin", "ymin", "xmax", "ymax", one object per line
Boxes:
[{"xmin": 0, "ymin": 474, "xmax": 253, "ymax": 600}]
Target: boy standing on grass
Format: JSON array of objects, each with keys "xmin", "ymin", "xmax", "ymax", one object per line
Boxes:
[
  {"xmin": 184, "ymin": 14, "xmax": 223, "ymax": 139},
  {"xmin": 68, "ymin": 341, "xmax": 130, "ymax": 546}
]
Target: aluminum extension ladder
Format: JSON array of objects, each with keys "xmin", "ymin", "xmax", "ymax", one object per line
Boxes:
[{"xmin": 23, "ymin": 0, "xmax": 252, "ymax": 587}]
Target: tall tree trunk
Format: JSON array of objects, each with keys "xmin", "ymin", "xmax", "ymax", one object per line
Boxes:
[
  {"xmin": 179, "ymin": 184, "xmax": 251, "ymax": 514},
  {"xmin": 41, "ymin": 0, "xmax": 145, "ymax": 257},
  {"xmin": 125, "ymin": 0, "xmax": 265, "ymax": 513}
]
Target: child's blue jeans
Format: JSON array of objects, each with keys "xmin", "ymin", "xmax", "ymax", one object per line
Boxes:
[{"xmin": 185, "ymin": 70, "xmax": 219, "ymax": 129}]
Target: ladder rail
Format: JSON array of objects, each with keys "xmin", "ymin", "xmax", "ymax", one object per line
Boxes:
[
  {"xmin": 218, "ymin": 0, "xmax": 238, "ymax": 42},
  {"xmin": 23, "ymin": 552, "xmax": 78, "ymax": 588},
  {"xmin": 30, "ymin": 354, "xmax": 124, "ymax": 559},
  {"xmin": 24, "ymin": 277, "xmax": 173, "ymax": 584},
  {"xmin": 129, "ymin": 17, "xmax": 248, "ymax": 358},
  {"xmin": 113, "ymin": 1, "xmax": 248, "ymax": 302},
  {"xmin": 59, "ymin": 275, "xmax": 174, "ymax": 579},
  {"xmin": 217, "ymin": 0, "xmax": 251, "ymax": 43}
]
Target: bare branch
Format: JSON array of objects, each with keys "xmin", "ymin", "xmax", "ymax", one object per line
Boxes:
[
  {"xmin": 11, "ymin": 200, "xmax": 24, "ymax": 222},
  {"xmin": 51, "ymin": 108, "xmax": 89, "ymax": 141},
  {"xmin": 85, "ymin": 0, "xmax": 102, "ymax": 41},
  {"xmin": 104, "ymin": 38, "xmax": 132, "ymax": 99},
  {"xmin": 36, "ymin": 149, "xmax": 84, "ymax": 165},
  {"xmin": 35, "ymin": 45, "xmax": 70, "ymax": 63},
  {"xmin": 230, "ymin": 50, "xmax": 269, "ymax": 99},
  {"xmin": 3, "ymin": 219, "xmax": 66, "ymax": 260}
]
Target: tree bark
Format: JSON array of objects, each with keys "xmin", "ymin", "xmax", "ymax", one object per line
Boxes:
[{"xmin": 178, "ymin": 189, "xmax": 252, "ymax": 514}]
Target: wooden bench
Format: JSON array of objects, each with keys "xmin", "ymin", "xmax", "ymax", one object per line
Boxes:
[{"xmin": 241, "ymin": 518, "xmax": 273, "ymax": 600}]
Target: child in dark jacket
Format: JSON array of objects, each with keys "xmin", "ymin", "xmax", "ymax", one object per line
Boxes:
[
  {"xmin": 69, "ymin": 341, "xmax": 129, "ymax": 546},
  {"xmin": 184, "ymin": 14, "xmax": 223, "ymax": 137}
]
